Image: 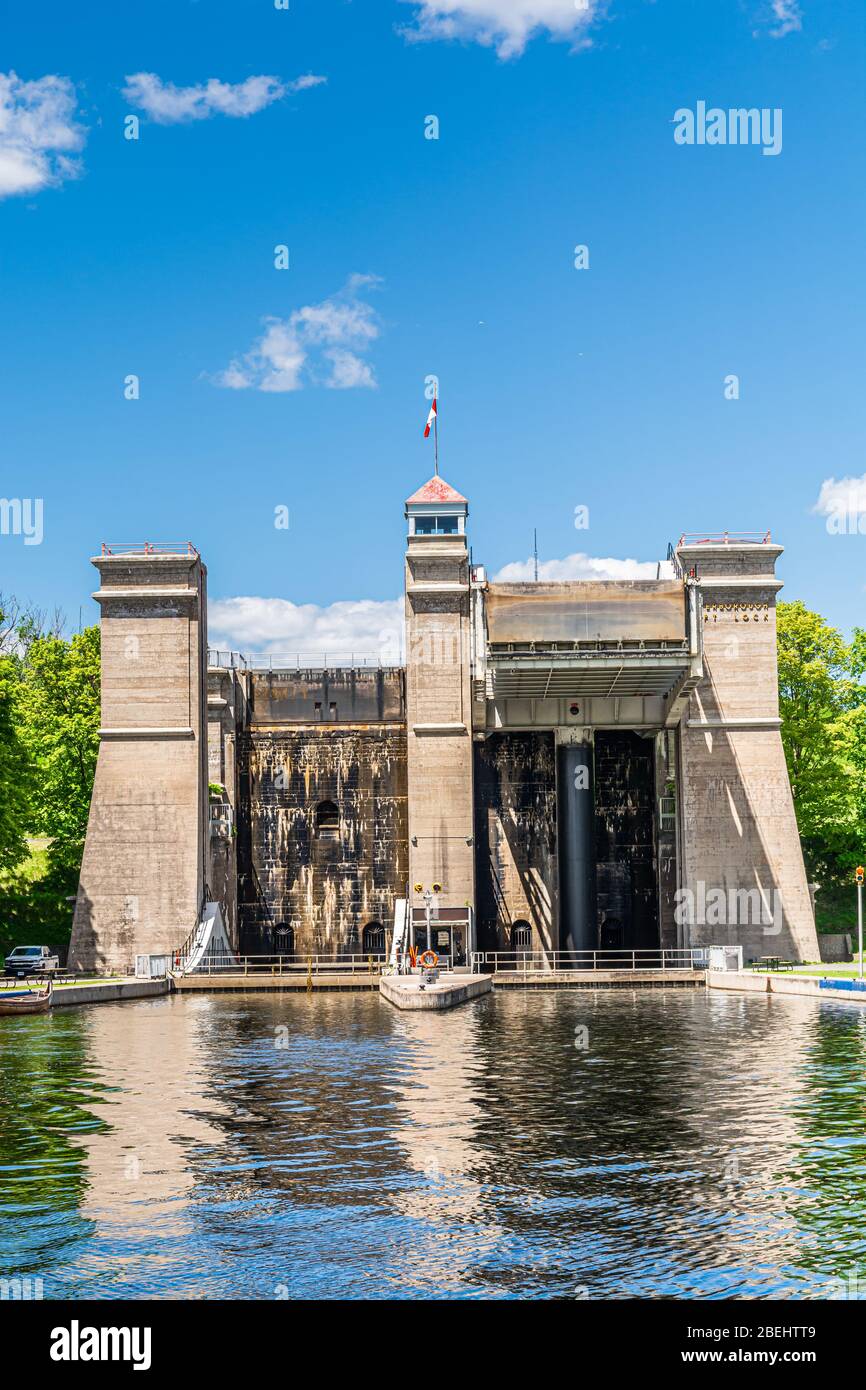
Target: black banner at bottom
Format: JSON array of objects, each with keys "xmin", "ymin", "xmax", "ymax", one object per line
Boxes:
[{"xmin": 3, "ymin": 1297, "xmax": 857, "ymax": 1376}]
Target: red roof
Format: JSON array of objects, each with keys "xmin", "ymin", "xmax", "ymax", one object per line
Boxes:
[{"xmin": 405, "ymin": 475, "xmax": 468, "ymax": 505}]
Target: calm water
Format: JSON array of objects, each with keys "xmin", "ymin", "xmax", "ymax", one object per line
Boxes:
[{"xmin": 2, "ymin": 987, "xmax": 866, "ymax": 1299}]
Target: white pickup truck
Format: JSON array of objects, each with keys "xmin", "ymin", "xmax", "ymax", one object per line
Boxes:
[{"xmin": 4, "ymin": 945, "xmax": 61, "ymax": 978}]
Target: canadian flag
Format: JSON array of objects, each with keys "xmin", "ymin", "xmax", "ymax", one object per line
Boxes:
[{"xmin": 424, "ymin": 398, "xmax": 437, "ymax": 438}]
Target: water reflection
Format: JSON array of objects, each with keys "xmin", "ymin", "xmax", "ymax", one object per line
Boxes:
[{"xmin": 1, "ymin": 989, "xmax": 865, "ymax": 1298}]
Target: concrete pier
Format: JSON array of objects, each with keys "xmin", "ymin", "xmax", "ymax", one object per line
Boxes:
[
  {"xmin": 491, "ymin": 968, "xmax": 705, "ymax": 990},
  {"xmin": 707, "ymin": 970, "xmax": 866, "ymax": 1005},
  {"xmin": 173, "ymin": 972, "xmax": 379, "ymax": 993},
  {"xmin": 43, "ymin": 978, "xmax": 170, "ymax": 1009},
  {"xmin": 379, "ymin": 972, "xmax": 492, "ymax": 1010}
]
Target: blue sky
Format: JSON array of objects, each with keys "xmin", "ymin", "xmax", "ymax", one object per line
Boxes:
[{"xmin": 1, "ymin": 0, "xmax": 864, "ymax": 655}]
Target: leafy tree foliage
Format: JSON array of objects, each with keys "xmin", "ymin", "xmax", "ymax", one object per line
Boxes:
[
  {"xmin": 776, "ymin": 600, "xmax": 866, "ymax": 883},
  {"xmin": 17, "ymin": 627, "xmax": 101, "ymax": 875},
  {"xmin": 0, "ymin": 605, "xmax": 99, "ymax": 949},
  {"xmin": 0, "ymin": 648, "xmax": 30, "ymax": 875}
]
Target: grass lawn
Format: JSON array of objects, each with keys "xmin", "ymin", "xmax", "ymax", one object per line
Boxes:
[
  {"xmin": 52, "ymin": 977, "xmax": 124, "ymax": 987},
  {"xmin": 0, "ymin": 840, "xmax": 76, "ymax": 956},
  {"xmin": 788, "ymin": 966, "xmax": 866, "ymax": 979}
]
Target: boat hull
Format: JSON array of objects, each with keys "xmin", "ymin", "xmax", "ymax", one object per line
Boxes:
[{"xmin": 0, "ymin": 983, "xmax": 53, "ymax": 1015}]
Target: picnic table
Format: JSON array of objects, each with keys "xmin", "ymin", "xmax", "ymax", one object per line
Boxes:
[{"xmin": 749, "ymin": 956, "xmax": 794, "ymax": 972}]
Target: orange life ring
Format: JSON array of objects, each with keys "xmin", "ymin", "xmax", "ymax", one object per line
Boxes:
[{"xmin": 419, "ymin": 950, "xmax": 439, "ymax": 969}]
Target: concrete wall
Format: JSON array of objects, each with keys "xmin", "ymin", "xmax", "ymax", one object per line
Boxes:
[
  {"xmin": 818, "ymin": 933, "xmax": 853, "ymax": 963},
  {"xmin": 707, "ymin": 970, "xmax": 866, "ymax": 1005},
  {"xmin": 473, "ymin": 732, "xmax": 558, "ymax": 951},
  {"xmin": 676, "ymin": 542, "xmax": 818, "ymax": 962},
  {"xmin": 70, "ymin": 551, "xmax": 208, "ymax": 973},
  {"xmin": 236, "ymin": 669, "xmax": 407, "ymax": 954},
  {"xmin": 250, "ymin": 668, "xmax": 403, "ymax": 724}
]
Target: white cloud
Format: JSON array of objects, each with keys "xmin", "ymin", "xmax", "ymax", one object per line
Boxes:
[
  {"xmin": 121, "ymin": 72, "xmax": 325, "ymax": 125},
  {"xmin": 290, "ymin": 74, "xmax": 328, "ymax": 92},
  {"xmin": 325, "ymin": 348, "xmax": 377, "ymax": 389},
  {"xmin": 398, "ymin": 0, "xmax": 599, "ymax": 59},
  {"xmin": 212, "ymin": 275, "xmax": 381, "ymax": 393},
  {"xmin": 768, "ymin": 1, "xmax": 802, "ymax": 38},
  {"xmin": 812, "ymin": 474, "xmax": 866, "ymax": 518},
  {"xmin": 493, "ymin": 551, "xmax": 661, "ymax": 582},
  {"xmin": 209, "ymin": 596, "xmax": 403, "ymax": 661},
  {"xmin": 0, "ymin": 71, "xmax": 86, "ymax": 199}
]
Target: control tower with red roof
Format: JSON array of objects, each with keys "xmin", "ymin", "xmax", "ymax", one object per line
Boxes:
[{"xmin": 404, "ymin": 475, "xmax": 476, "ymax": 960}]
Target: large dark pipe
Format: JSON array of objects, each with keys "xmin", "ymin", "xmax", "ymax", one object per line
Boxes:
[{"xmin": 557, "ymin": 741, "xmax": 596, "ymax": 954}]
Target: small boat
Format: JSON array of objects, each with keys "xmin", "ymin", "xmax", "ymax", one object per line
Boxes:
[{"xmin": 0, "ymin": 980, "xmax": 53, "ymax": 1015}]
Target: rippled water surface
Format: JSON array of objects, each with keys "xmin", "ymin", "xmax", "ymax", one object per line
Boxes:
[{"xmin": 2, "ymin": 988, "xmax": 866, "ymax": 1299}]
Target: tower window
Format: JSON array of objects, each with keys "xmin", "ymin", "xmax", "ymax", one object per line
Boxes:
[
  {"xmin": 315, "ymin": 800, "xmax": 340, "ymax": 836},
  {"xmin": 414, "ymin": 514, "xmax": 459, "ymax": 535}
]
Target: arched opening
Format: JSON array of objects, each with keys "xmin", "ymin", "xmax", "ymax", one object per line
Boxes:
[
  {"xmin": 315, "ymin": 800, "xmax": 340, "ymax": 837},
  {"xmin": 362, "ymin": 922, "xmax": 385, "ymax": 955},
  {"xmin": 600, "ymin": 916, "xmax": 623, "ymax": 951},
  {"xmin": 512, "ymin": 919, "xmax": 532, "ymax": 950},
  {"xmin": 274, "ymin": 922, "xmax": 295, "ymax": 957}
]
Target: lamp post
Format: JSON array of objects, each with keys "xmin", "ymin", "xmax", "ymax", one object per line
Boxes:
[
  {"xmin": 413, "ymin": 883, "xmax": 443, "ymax": 959},
  {"xmin": 856, "ymin": 867, "xmax": 864, "ymax": 981},
  {"xmin": 424, "ymin": 889, "xmax": 432, "ymax": 953}
]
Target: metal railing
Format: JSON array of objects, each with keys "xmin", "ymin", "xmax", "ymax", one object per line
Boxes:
[
  {"xmin": 101, "ymin": 541, "xmax": 199, "ymax": 557},
  {"xmin": 208, "ymin": 803, "xmax": 233, "ymax": 838},
  {"xmin": 665, "ymin": 541, "xmax": 684, "ymax": 580},
  {"xmin": 676, "ymin": 532, "xmax": 771, "ymax": 547},
  {"xmin": 177, "ymin": 952, "xmax": 388, "ymax": 977},
  {"xmin": 207, "ymin": 649, "xmax": 403, "ymax": 671},
  {"xmin": 471, "ymin": 949, "xmax": 709, "ymax": 974}
]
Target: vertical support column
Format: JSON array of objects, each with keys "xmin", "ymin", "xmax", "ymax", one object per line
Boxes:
[
  {"xmin": 556, "ymin": 732, "xmax": 596, "ymax": 952},
  {"xmin": 69, "ymin": 546, "xmax": 209, "ymax": 973},
  {"xmin": 207, "ymin": 665, "xmax": 245, "ymax": 951},
  {"xmin": 676, "ymin": 539, "xmax": 818, "ymax": 962},
  {"xmin": 404, "ymin": 479, "xmax": 475, "ymax": 938}
]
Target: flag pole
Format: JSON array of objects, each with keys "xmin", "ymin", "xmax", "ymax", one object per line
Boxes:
[{"xmin": 434, "ymin": 395, "xmax": 439, "ymax": 476}]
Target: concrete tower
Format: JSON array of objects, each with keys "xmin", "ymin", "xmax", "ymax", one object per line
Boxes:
[
  {"xmin": 404, "ymin": 477, "xmax": 476, "ymax": 947},
  {"xmin": 69, "ymin": 545, "xmax": 209, "ymax": 973},
  {"xmin": 676, "ymin": 536, "xmax": 818, "ymax": 961}
]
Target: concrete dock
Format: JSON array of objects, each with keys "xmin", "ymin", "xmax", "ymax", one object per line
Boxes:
[
  {"xmin": 379, "ymin": 972, "xmax": 492, "ymax": 1010},
  {"xmin": 4, "ymin": 978, "xmax": 171, "ymax": 1009},
  {"xmin": 707, "ymin": 970, "xmax": 866, "ymax": 1005},
  {"xmin": 172, "ymin": 972, "xmax": 379, "ymax": 993},
  {"xmin": 490, "ymin": 968, "xmax": 705, "ymax": 990}
]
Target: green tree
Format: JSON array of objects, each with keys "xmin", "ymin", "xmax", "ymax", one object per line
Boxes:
[
  {"xmin": 0, "ymin": 649, "xmax": 30, "ymax": 873},
  {"xmin": 17, "ymin": 626, "xmax": 100, "ymax": 876},
  {"xmin": 776, "ymin": 600, "xmax": 866, "ymax": 883}
]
